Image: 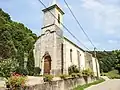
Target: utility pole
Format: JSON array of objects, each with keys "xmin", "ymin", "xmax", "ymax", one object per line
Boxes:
[{"xmin": 94, "ymin": 47, "xmax": 99, "ymax": 79}]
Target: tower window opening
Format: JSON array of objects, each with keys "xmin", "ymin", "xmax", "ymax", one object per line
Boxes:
[
  {"xmin": 58, "ymin": 14, "xmax": 60, "ymax": 23},
  {"xmin": 70, "ymin": 49, "xmax": 72, "ymax": 62}
]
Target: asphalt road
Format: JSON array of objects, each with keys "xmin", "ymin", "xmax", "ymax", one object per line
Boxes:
[{"xmin": 85, "ymin": 79, "xmax": 120, "ymax": 90}]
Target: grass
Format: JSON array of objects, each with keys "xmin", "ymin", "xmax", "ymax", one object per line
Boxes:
[
  {"xmin": 103, "ymin": 70, "xmax": 120, "ymax": 79},
  {"xmin": 73, "ymin": 78, "xmax": 105, "ymax": 90}
]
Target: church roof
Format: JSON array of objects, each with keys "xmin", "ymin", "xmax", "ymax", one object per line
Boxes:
[
  {"xmin": 42, "ymin": 4, "xmax": 65, "ymax": 15},
  {"xmin": 64, "ymin": 37, "xmax": 85, "ymax": 52}
]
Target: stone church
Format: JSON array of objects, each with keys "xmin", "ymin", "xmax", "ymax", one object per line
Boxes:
[{"xmin": 34, "ymin": 0, "xmax": 100, "ymax": 76}]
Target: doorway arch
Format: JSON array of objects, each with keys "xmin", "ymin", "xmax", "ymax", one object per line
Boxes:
[{"xmin": 44, "ymin": 51, "xmax": 51, "ymax": 74}]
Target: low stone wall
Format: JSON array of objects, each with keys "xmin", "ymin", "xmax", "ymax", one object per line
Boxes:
[
  {"xmin": 25, "ymin": 77, "xmax": 96, "ymax": 90},
  {"xmin": 1, "ymin": 77, "xmax": 96, "ymax": 90}
]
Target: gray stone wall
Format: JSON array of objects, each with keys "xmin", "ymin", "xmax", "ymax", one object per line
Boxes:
[
  {"xmin": 43, "ymin": 9, "xmax": 55, "ymax": 27},
  {"xmin": 1, "ymin": 77, "xmax": 96, "ymax": 90},
  {"xmin": 34, "ymin": 24, "xmax": 63, "ymax": 75},
  {"xmin": 23, "ymin": 77, "xmax": 95, "ymax": 90},
  {"xmin": 55, "ymin": 25, "xmax": 63, "ymax": 75},
  {"xmin": 85, "ymin": 52, "xmax": 93, "ymax": 70}
]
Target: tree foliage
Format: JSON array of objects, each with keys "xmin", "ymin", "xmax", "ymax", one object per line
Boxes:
[
  {"xmin": 90, "ymin": 50, "xmax": 120, "ymax": 73},
  {"xmin": 0, "ymin": 8, "xmax": 37, "ymax": 76},
  {"xmin": 0, "ymin": 58, "xmax": 18, "ymax": 78},
  {"xmin": 113, "ymin": 50, "xmax": 120, "ymax": 73}
]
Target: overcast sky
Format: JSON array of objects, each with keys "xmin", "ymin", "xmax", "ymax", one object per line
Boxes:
[{"xmin": 0, "ymin": 0, "xmax": 120, "ymax": 51}]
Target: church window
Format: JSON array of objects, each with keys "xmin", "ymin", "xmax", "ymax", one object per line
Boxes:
[
  {"xmin": 58, "ymin": 14, "xmax": 60, "ymax": 23},
  {"xmin": 70, "ymin": 49, "xmax": 72, "ymax": 62},
  {"xmin": 77, "ymin": 50, "xmax": 80, "ymax": 69}
]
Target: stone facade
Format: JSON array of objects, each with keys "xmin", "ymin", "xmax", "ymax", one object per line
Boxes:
[
  {"xmin": 85, "ymin": 52, "xmax": 93, "ymax": 70},
  {"xmin": 63, "ymin": 37, "xmax": 86, "ymax": 74},
  {"xmin": 34, "ymin": 4, "xmax": 64, "ymax": 75},
  {"xmin": 24, "ymin": 77, "xmax": 96, "ymax": 90},
  {"xmin": 1, "ymin": 77, "xmax": 96, "ymax": 90},
  {"xmin": 34, "ymin": 3, "xmax": 100, "ymax": 76}
]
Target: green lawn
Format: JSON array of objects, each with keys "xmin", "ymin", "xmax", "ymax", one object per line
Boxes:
[
  {"xmin": 103, "ymin": 70, "xmax": 120, "ymax": 79},
  {"xmin": 73, "ymin": 78, "xmax": 105, "ymax": 90}
]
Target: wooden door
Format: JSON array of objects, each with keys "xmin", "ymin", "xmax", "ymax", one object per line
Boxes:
[{"xmin": 44, "ymin": 56, "xmax": 51, "ymax": 74}]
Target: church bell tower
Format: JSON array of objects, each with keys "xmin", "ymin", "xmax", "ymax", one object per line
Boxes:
[
  {"xmin": 41, "ymin": 0, "xmax": 64, "ymax": 34},
  {"xmin": 35, "ymin": 0, "xmax": 65, "ymax": 75}
]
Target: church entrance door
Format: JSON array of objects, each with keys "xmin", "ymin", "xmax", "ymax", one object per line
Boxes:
[{"xmin": 44, "ymin": 55, "xmax": 51, "ymax": 74}]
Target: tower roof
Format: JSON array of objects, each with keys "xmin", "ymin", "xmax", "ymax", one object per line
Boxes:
[{"xmin": 42, "ymin": 4, "xmax": 65, "ymax": 15}]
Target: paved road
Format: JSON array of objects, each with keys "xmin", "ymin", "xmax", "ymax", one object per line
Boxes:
[{"xmin": 85, "ymin": 79, "xmax": 120, "ymax": 90}]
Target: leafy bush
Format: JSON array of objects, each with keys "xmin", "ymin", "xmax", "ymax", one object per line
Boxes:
[
  {"xmin": 6, "ymin": 73, "xmax": 27, "ymax": 89},
  {"xmin": 27, "ymin": 49, "xmax": 35, "ymax": 76},
  {"xmin": 68, "ymin": 65, "xmax": 79, "ymax": 75},
  {"xmin": 105, "ymin": 70, "xmax": 120, "ymax": 79},
  {"xmin": 59, "ymin": 74, "xmax": 69, "ymax": 79},
  {"xmin": 76, "ymin": 73, "xmax": 82, "ymax": 77},
  {"xmin": 15, "ymin": 67, "xmax": 29, "ymax": 76},
  {"xmin": 0, "ymin": 9, "xmax": 37, "ymax": 74},
  {"xmin": 82, "ymin": 68, "xmax": 94, "ymax": 77},
  {"xmin": 34, "ymin": 67, "xmax": 41, "ymax": 76},
  {"xmin": 109, "ymin": 75, "xmax": 120, "ymax": 79},
  {"xmin": 43, "ymin": 74, "xmax": 53, "ymax": 82},
  {"xmin": 71, "ymin": 73, "xmax": 77, "ymax": 78},
  {"xmin": 0, "ymin": 59, "xmax": 18, "ymax": 78}
]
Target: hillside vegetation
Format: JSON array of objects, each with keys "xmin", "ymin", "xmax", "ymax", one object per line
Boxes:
[
  {"xmin": 0, "ymin": 8, "xmax": 38, "ymax": 77},
  {"xmin": 90, "ymin": 50, "xmax": 120, "ymax": 77}
]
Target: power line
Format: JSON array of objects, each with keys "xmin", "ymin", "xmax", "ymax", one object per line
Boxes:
[
  {"xmin": 64, "ymin": 0, "xmax": 96, "ymax": 48},
  {"xmin": 37, "ymin": 0, "xmax": 90, "ymax": 51},
  {"xmin": 65, "ymin": 0, "xmax": 99, "ymax": 77}
]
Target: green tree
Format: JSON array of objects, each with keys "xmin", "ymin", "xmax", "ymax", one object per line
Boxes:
[
  {"xmin": 89, "ymin": 51, "xmax": 116, "ymax": 73},
  {"xmin": 0, "ymin": 8, "xmax": 37, "ymax": 76},
  {"xmin": 27, "ymin": 48, "xmax": 35, "ymax": 75},
  {"xmin": 0, "ymin": 58, "xmax": 18, "ymax": 78},
  {"xmin": 113, "ymin": 50, "xmax": 120, "ymax": 73}
]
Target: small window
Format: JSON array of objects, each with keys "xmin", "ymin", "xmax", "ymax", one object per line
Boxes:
[
  {"xmin": 77, "ymin": 50, "xmax": 80, "ymax": 69},
  {"xmin": 70, "ymin": 49, "xmax": 72, "ymax": 62},
  {"xmin": 58, "ymin": 14, "xmax": 60, "ymax": 23}
]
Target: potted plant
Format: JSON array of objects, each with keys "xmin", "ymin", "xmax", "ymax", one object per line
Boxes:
[
  {"xmin": 59, "ymin": 74, "xmax": 69, "ymax": 80},
  {"xmin": 43, "ymin": 74, "xmax": 53, "ymax": 82},
  {"xmin": 6, "ymin": 73, "xmax": 27, "ymax": 90}
]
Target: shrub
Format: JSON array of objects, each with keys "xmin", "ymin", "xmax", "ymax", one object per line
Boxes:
[
  {"xmin": 71, "ymin": 73, "xmax": 77, "ymax": 78},
  {"xmin": 82, "ymin": 68, "xmax": 94, "ymax": 77},
  {"xmin": 59, "ymin": 74, "xmax": 69, "ymax": 79},
  {"xmin": 34, "ymin": 67, "xmax": 41, "ymax": 76},
  {"xmin": 0, "ymin": 59, "xmax": 18, "ymax": 78},
  {"xmin": 44, "ymin": 74, "xmax": 53, "ymax": 82},
  {"xmin": 68, "ymin": 65, "xmax": 79, "ymax": 75},
  {"xmin": 14, "ymin": 67, "xmax": 29, "ymax": 76},
  {"xmin": 105, "ymin": 70, "xmax": 120, "ymax": 79},
  {"xmin": 77, "ymin": 73, "xmax": 82, "ymax": 77},
  {"xmin": 6, "ymin": 73, "xmax": 27, "ymax": 89}
]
